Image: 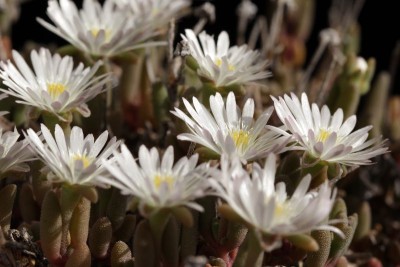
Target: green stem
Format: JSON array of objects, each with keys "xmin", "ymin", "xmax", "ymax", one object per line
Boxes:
[
  {"xmin": 179, "ymin": 210, "xmax": 199, "ymax": 262},
  {"xmin": 148, "ymin": 209, "xmax": 172, "ymax": 258},
  {"xmin": 201, "ymin": 82, "xmax": 217, "ymax": 108},
  {"xmin": 243, "ymin": 230, "xmax": 264, "ymax": 267},
  {"xmin": 41, "ymin": 111, "xmax": 72, "ymax": 135},
  {"xmin": 103, "ymin": 57, "xmax": 115, "ymax": 133},
  {"xmin": 59, "ymin": 186, "xmax": 82, "ymax": 256}
]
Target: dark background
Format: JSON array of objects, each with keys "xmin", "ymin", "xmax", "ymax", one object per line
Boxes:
[{"xmin": 11, "ymin": 0, "xmax": 400, "ymax": 92}]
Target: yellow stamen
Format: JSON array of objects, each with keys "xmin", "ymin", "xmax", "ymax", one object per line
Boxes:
[
  {"xmin": 153, "ymin": 174, "xmax": 175, "ymax": 189},
  {"xmin": 231, "ymin": 130, "xmax": 250, "ymax": 148},
  {"xmin": 215, "ymin": 58, "xmax": 236, "ymax": 71},
  {"xmin": 272, "ymin": 202, "xmax": 292, "ymax": 225},
  {"xmin": 152, "ymin": 8, "xmax": 160, "ymax": 16},
  {"xmin": 317, "ymin": 129, "xmax": 331, "ymax": 142},
  {"xmin": 47, "ymin": 83, "xmax": 66, "ymax": 100},
  {"xmin": 274, "ymin": 203, "xmax": 286, "ymax": 217},
  {"xmin": 72, "ymin": 154, "xmax": 92, "ymax": 169},
  {"xmin": 90, "ymin": 28, "xmax": 111, "ymax": 41}
]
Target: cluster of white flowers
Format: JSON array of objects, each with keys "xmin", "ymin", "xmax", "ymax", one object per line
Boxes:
[{"xmin": 0, "ymin": 0, "xmax": 390, "ymax": 254}]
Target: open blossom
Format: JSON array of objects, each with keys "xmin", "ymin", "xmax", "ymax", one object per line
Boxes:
[
  {"xmin": 181, "ymin": 29, "xmax": 270, "ymax": 87},
  {"xmin": 172, "ymin": 92, "xmax": 289, "ymax": 162},
  {"xmin": 0, "ymin": 128, "xmax": 35, "ymax": 176},
  {"xmin": 271, "ymin": 93, "xmax": 388, "ymax": 168},
  {"xmin": 113, "ymin": 0, "xmax": 190, "ymax": 28},
  {"xmin": 25, "ymin": 124, "xmax": 121, "ymax": 186},
  {"xmin": 210, "ymin": 154, "xmax": 341, "ymax": 247},
  {"xmin": 100, "ymin": 145, "xmax": 212, "ymax": 212},
  {"xmin": 0, "ymin": 48, "xmax": 113, "ymax": 119},
  {"xmin": 37, "ymin": 0, "xmax": 166, "ymax": 57}
]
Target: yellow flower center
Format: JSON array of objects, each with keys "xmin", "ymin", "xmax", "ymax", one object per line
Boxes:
[
  {"xmin": 274, "ymin": 203, "xmax": 286, "ymax": 217},
  {"xmin": 215, "ymin": 58, "xmax": 236, "ymax": 71},
  {"xmin": 90, "ymin": 28, "xmax": 111, "ymax": 41},
  {"xmin": 231, "ymin": 130, "xmax": 250, "ymax": 148},
  {"xmin": 272, "ymin": 202, "xmax": 292, "ymax": 224},
  {"xmin": 151, "ymin": 8, "xmax": 160, "ymax": 16},
  {"xmin": 316, "ymin": 129, "xmax": 331, "ymax": 142},
  {"xmin": 72, "ymin": 154, "xmax": 92, "ymax": 169},
  {"xmin": 47, "ymin": 83, "xmax": 66, "ymax": 100},
  {"xmin": 153, "ymin": 174, "xmax": 175, "ymax": 189}
]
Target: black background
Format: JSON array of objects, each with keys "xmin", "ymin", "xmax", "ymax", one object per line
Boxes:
[{"xmin": 11, "ymin": 0, "xmax": 400, "ymax": 93}]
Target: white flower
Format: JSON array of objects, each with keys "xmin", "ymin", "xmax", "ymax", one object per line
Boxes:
[
  {"xmin": 37, "ymin": 0, "xmax": 166, "ymax": 57},
  {"xmin": 25, "ymin": 124, "xmax": 121, "ymax": 186},
  {"xmin": 113, "ymin": 0, "xmax": 190, "ymax": 28},
  {"xmin": 271, "ymin": 93, "xmax": 388, "ymax": 167},
  {"xmin": 211, "ymin": 154, "xmax": 340, "ymax": 243},
  {"xmin": 0, "ymin": 128, "xmax": 35, "ymax": 176},
  {"xmin": 0, "ymin": 48, "xmax": 113, "ymax": 119},
  {"xmin": 100, "ymin": 144, "xmax": 212, "ymax": 212},
  {"xmin": 171, "ymin": 92, "xmax": 289, "ymax": 162},
  {"xmin": 181, "ymin": 29, "xmax": 270, "ymax": 87}
]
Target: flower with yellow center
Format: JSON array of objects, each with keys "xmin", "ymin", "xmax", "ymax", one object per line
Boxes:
[
  {"xmin": 181, "ymin": 29, "xmax": 270, "ymax": 87},
  {"xmin": 0, "ymin": 48, "xmax": 114, "ymax": 119},
  {"xmin": 231, "ymin": 130, "xmax": 251, "ymax": 148},
  {"xmin": 71, "ymin": 154, "xmax": 93, "ymax": 169},
  {"xmin": 47, "ymin": 83, "xmax": 66, "ymax": 100},
  {"xmin": 37, "ymin": 0, "xmax": 167, "ymax": 57},
  {"xmin": 271, "ymin": 93, "xmax": 388, "ymax": 168},
  {"xmin": 172, "ymin": 92, "xmax": 289, "ymax": 163},
  {"xmin": 25, "ymin": 124, "xmax": 121, "ymax": 186},
  {"xmin": 89, "ymin": 28, "xmax": 113, "ymax": 43},
  {"xmin": 99, "ymin": 145, "xmax": 213, "ymax": 213},
  {"xmin": 153, "ymin": 174, "xmax": 175, "ymax": 189},
  {"xmin": 215, "ymin": 58, "xmax": 236, "ymax": 71},
  {"xmin": 210, "ymin": 154, "xmax": 342, "ymax": 250},
  {"xmin": 316, "ymin": 129, "xmax": 331, "ymax": 142}
]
